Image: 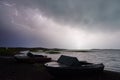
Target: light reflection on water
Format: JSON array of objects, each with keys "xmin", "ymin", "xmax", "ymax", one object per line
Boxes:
[{"xmin": 25, "ymin": 50, "xmax": 120, "ymax": 72}]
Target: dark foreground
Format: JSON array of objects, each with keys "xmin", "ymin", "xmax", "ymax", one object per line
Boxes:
[
  {"xmin": 0, "ymin": 63, "xmax": 52, "ymax": 80},
  {"xmin": 53, "ymin": 70, "xmax": 120, "ymax": 80},
  {"xmin": 0, "ymin": 63, "xmax": 120, "ymax": 80}
]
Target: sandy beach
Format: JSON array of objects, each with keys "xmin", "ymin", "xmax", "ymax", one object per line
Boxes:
[{"xmin": 0, "ymin": 62, "xmax": 119, "ymax": 80}]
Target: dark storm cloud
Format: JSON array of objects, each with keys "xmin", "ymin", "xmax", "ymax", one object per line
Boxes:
[
  {"xmin": 1, "ymin": 0, "xmax": 120, "ymax": 49},
  {"xmin": 2, "ymin": 0, "xmax": 120, "ymax": 31},
  {"xmin": 43, "ymin": 0, "xmax": 120, "ymax": 31},
  {"xmin": 10, "ymin": 0, "xmax": 120, "ymax": 31},
  {"xmin": 0, "ymin": 0, "xmax": 51, "ymax": 47}
]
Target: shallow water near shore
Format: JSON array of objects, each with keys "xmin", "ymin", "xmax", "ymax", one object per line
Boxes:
[{"xmin": 32, "ymin": 49, "xmax": 120, "ymax": 72}]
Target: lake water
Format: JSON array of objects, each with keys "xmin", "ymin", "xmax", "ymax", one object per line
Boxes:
[{"xmin": 23, "ymin": 50, "xmax": 120, "ymax": 72}]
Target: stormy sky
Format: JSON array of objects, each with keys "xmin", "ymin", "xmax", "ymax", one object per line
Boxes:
[{"xmin": 0, "ymin": 0, "xmax": 120, "ymax": 49}]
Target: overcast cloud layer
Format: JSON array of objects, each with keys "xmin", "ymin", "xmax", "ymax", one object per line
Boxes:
[{"xmin": 0, "ymin": 0, "xmax": 120, "ymax": 49}]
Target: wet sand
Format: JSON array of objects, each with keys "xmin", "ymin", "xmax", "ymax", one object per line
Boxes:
[{"xmin": 0, "ymin": 62, "xmax": 120, "ymax": 80}]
